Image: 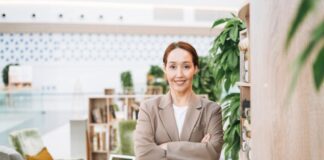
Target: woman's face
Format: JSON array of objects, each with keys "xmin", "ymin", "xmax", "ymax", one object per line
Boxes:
[{"xmin": 164, "ymin": 48, "xmax": 198, "ymax": 94}]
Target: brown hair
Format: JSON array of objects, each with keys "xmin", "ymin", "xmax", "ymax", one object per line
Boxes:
[{"xmin": 163, "ymin": 41, "xmax": 199, "ymax": 67}]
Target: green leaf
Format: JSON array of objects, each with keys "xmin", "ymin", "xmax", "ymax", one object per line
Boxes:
[
  {"xmin": 219, "ymin": 32, "xmax": 227, "ymax": 45},
  {"xmin": 221, "ymin": 93, "xmax": 240, "ymax": 103},
  {"xmin": 230, "ymin": 25, "xmax": 239, "ymax": 42},
  {"xmin": 231, "ymin": 140, "xmax": 240, "ymax": 160},
  {"xmin": 230, "ymin": 72, "xmax": 239, "ymax": 85},
  {"xmin": 225, "ymin": 19, "xmax": 236, "ymax": 28},
  {"xmin": 214, "ymin": 68, "xmax": 224, "ymax": 80},
  {"xmin": 221, "ymin": 52, "xmax": 228, "ymax": 64},
  {"xmin": 311, "ymin": 20, "xmax": 324, "ymax": 41},
  {"xmin": 224, "ymin": 145, "xmax": 231, "ymax": 159},
  {"xmin": 228, "ymin": 51, "xmax": 238, "ymax": 70},
  {"xmin": 313, "ymin": 46, "xmax": 324, "ymax": 90},
  {"xmin": 288, "ymin": 21, "xmax": 324, "ymax": 96},
  {"xmin": 223, "ymin": 63, "xmax": 228, "ymax": 71},
  {"xmin": 239, "ymin": 22, "xmax": 246, "ymax": 30},
  {"xmin": 224, "ymin": 79, "xmax": 231, "ymax": 92},
  {"xmin": 285, "ymin": 0, "xmax": 316, "ymax": 49},
  {"xmin": 211, "ymin": 18, "xmax": 231, "ymax": 28}
]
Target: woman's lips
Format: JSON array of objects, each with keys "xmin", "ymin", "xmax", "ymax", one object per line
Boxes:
[{"xmin": 174, "ymin": 80, "xmax": 186, "ymax": 85}]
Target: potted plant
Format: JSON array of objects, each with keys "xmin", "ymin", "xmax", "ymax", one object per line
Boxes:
[
  {"xmin": 120, "ymin": 71, "xmax": 134, "ymax": 94},
  {"xmin": 2, "ymin": 63, "xmax": 19, "ymax": 87},
  {"xmin": 147, "ymin": 65, "xmax": 167, "ymax": 94},
  {"xmin": 209, "ymin": 14, "xmax": 246, "ymax": 160}
]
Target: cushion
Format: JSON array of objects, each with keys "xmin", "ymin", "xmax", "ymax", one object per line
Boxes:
[
  {"xmin": 26, "ymin": 147, "xmax": 53, "ymax": 160},
  {"xmin": 0, "ymin": 145, "xmax": 24, "ymax": 160},
  {"xmin": 9, "ymin": 128, "xmax": 44, "ymax": 157}
]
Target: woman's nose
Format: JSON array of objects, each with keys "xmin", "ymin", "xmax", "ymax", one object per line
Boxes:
[{"xmin": 176, "ymin": 67, "xmax": 184, "ymax": 77}]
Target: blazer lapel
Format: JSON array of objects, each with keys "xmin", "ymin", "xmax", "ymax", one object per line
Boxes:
[
  {"xmin": 158, "ymin": 92, "xmax": 180, "ymax": 141},
  {"xmin": 180, "ymin": 93, "xmax": 202, "ymax": 141}
]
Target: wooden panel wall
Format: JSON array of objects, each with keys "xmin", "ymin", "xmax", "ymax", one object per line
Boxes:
[{"xmin": 250, "ymin": 0, "xmax": 324, "ymax": 159}]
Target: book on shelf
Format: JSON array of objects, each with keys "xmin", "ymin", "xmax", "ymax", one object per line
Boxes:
[
  {"xmin": 102, "ymin": 106, "xmax": 107, "ymax": 123},
  {"xmin": 92, "ymin": 106, "xmax": 108, "ymax": 123},
  {"xmin": 109, "ymin": 104, "xmax": 116, "ymax": 120},
  {"xmin": 92, "ymin": 108, "xmax": 103, "ymax": 123},
  {"xmin": 92, "ymin": 129, "xmax": 107, "ymax": 152},
  {"xmin": 92, "ymin": 133, "xmax": 98, "ymax": 151},
  {"xmin": 109, "ymin": 126, "xmax": 117, "ymax": 150},
  {"xmin": 101, "ymin": 131, "xmax": 106, "ymax": 151},
  {"xmin": 96, "ymin": 132, "xmax": 100, "ymax": 151}
]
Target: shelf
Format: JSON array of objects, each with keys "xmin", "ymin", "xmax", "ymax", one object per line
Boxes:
[
  {"xmin": 89, "ymin": 123, "xmax": 109, "ymax": 127},
  {"xmin": 87, "ymin": 95, "xmax": 156, "ymax": 160},
  {"xmin": 92, "ymin": 150, "xmax": 108, "ymax": 153},
  {"xmin": 237, "ymin": 82, "xmax": 251, "ymax": 87}
]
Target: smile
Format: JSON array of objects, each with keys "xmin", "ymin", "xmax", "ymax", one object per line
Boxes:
[{"xmin": 174, "ymin": 80, "xmax": 186, "ymax": 85}]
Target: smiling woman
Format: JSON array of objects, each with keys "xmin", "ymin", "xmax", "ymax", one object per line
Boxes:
[
  {"xmin": 134, "ymin": 41, "xmax": 224, "ymax": 160},
  {"xmin": 163, "ymin": 42, "xmax": 198, "ymax": 96}
]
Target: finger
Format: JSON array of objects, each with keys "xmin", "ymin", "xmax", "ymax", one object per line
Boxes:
[
  {"xmin": 202, "ymin": 136, "xmax": 209, "ymax": 143},
  {"xmin": 205, "ymin": 134, "xmax": 211, "ymax": 141},
  {"xmin": 201, "ymin": 137, "xmax": 206, "ymax": 142},
  {"xmin": 201, "ymin": 135, "xmax": 207, "ymax": 143}
]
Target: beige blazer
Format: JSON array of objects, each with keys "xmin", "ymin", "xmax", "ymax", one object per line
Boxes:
[{"xmin": 135, "ymin": 92, "xmax": 223, "ymax": 160}]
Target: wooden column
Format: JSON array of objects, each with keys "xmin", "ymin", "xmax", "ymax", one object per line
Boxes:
[{"xmin": 250, "ymin": 0, "xmax": 324, "ymax": 159}]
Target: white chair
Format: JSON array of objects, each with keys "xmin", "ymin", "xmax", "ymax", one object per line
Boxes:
[{"xmin": 108, "ymin": 154, "xmax": 135, "ymax": 160}]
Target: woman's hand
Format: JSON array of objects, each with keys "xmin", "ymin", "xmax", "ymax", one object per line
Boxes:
[
  {"xmin": 201, "ymin": 133, "xmax": 211, "ymax": 143},
  {"xmin": 159, "ymin": 133, "xmax": 210, "ymax": 150},
  {"xmin": 159, "ymin": 143, "xmax": 168, "ymax": 150}
]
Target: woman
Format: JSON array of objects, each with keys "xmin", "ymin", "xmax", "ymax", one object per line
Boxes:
[{"xmin": 135, "ymin": 41, "xmax": 223, "ymax": 160}]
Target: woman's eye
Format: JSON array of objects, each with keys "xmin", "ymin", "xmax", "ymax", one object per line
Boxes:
[
  {"xmin": 184, "ymin": 65, "xmax": 191, "ymax": 69},
  {"xmin": 169, "ymin": 65, "xmax": 176, "ymax": 69}
]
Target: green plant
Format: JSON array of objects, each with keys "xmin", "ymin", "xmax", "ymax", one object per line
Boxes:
[
  {"xmin": 209, "ymin": 15, "xmax": 245, "ymax": 160},
  {"xmin": 120, "ymin": 71, "xmax": 133, "ymax": 91},
  {"xmin": 2, "ymin": 63, "xmax": 19, "ymax": 86},
  {"xmin": 221, "ymin": 93, "xmax": 240, "ymax": 160},
  {"xmin": 285, "ymin": 0, "xmax": 323, "ymax": 92},
  {"xmin": 193, "ymin": 56, "xmax": 222, "ymax": 102},
  {"xmin": 111, "ymin": 120, "xmax": 137, "ymax": 157},
  {"xmin": 148, "ymin": 65, "xmax": 164, "ymax": 78},
  {"xmin": 147, "ymin": 65, "xmax": 167, "ymax": 93}
]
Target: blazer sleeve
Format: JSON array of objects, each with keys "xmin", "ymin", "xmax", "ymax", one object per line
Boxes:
[
  {"xmin": 134, "ymin": 102, "xmax": 167, "ymax": 160},
  {"xmin": 166, "ymin": 105, "xmax": 224, "ymax": 160}
]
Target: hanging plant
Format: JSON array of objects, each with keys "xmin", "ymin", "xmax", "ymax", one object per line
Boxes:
[
  {"xmin": 209, "ymin": 14, "xmax": 245, "ymax": 160},
  {"xmin": 193, "ymin": 56, "xmax": 222, "ymax": 102}
]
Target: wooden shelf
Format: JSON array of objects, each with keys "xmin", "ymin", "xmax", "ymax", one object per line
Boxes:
[
  {"xmin": 89, "ymin": 123, "xmax": 109, "ymax": 127},
  {"xmin": 92, "ymin": 150, "xmax": 108, "ymax": 153},
  {"xmin": 87, "ymin": 95, "xmax": 156, "ymax": 160},
  {"xmin": 237, "ymin": 82, "xmax": 251, "ymax": 87},
  {"xmin": 238, "ymin": 3, "xmax": 251, "ymax": 158}
]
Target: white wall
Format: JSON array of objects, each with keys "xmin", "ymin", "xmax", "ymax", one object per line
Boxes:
[{"xmin": 0, "ymin": 33, "xmax": 212, "ymax": 93}]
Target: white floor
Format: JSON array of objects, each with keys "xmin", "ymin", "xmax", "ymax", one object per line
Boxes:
[
  {"xmin": 42, "ymin": 122, "xmax": 71, "ymax": 159},
  {"xmin": 0, "ymin": 113, "xmax": 33, "ymax": 133}
]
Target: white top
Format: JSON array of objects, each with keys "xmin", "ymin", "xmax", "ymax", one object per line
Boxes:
[{"xmin": 173, "ymin": 104, "xmax": 188, "ymax": 136}]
